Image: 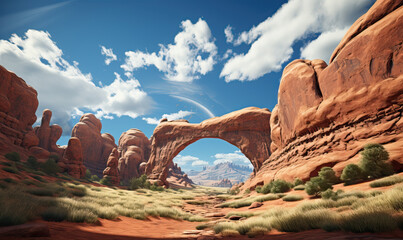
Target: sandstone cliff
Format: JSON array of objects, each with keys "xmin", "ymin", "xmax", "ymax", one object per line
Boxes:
[{"xmin": 244, "ymin": 0, "xmax": 403, "ymax": 189}]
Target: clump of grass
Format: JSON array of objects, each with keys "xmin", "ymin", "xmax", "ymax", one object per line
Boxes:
[
  {"xmin": 196, "ymin": 223, "xmax": 209, "ymax": 230},
  {"xmin": 2, "ymin": 178, "xmax": 17, "ymax": 184},
  {"xmin": 214, "ymin": 217, "xmax": 271, "ymax": 235},
  {"xmin": 218, "ymin": 194, "xmax": 279, "ymax": 208},
  {"xmin": 32, "ymin": 175, "xmax": 47, "ymax": 182},
  {"xmin": 370, "ymin": 175, "xmax": 403, "ymax": 188},
  {"xmin": 67, "ymin": 208, "xmax": 98, "ymax": 223},
  {"xmin": 283, "ymin": 194, "xmax": 303, "ymax": 202},
  {"xmin": 26, "ymin": 187, "xmax": 55, "ymax": 197},
  {"xmin": 293, "ymin": 185, "xmax": 305, "ymax": 190},
  {"xmin": 0, "ymin": 189, "xmax": 39, "ymax": 226},
  {"xmin": 4, "ymin": 152, "xmax": 20, "ymax": 162},
  {"xmin": 186, "ymin": 200, "xmax": 205, "ymax": 205},
  {"xmin": 340, "ymin": 209, "xmax": 397, "ymax": 233},
  {"xmin": 221, "ymin": 229, "xmax": 240, "ymax": 237},
  {"xmin": 247, "ymin": 226, "xmax": 267, "ymax": 237}
]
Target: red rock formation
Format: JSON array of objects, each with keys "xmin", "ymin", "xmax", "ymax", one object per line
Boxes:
[
  {"xmin": 145, "ymin": 107, "xmax": 271, "ymax": 186},
  {"xmin": 213, "ymin": 179, "xmax": 232, "ymax": 188},
  {"xmin": 34, "ymin": 109, "xmax": 63, "ymax": 155},
  {"xmin": 166, "ymin": 162, "xmax": 194, "ymax": 188},
  {"xmin": 0, "ymin": 65, "xmax": 38, "ymax": 150},
  {"xmin": 71, "ymin": 114, "xmax": 117, "ymax": 176},
  {"xmin": 117, "ymin": 129, "xmax": 150, "ymax": 182},
  {"xmin": 103, "ymin": 148, "xmax": 120, "ymax": 185},
  {"xmin": 244, "ymin": 0, "xmax": 403, "ymax": 190},
  {"xmin": 60, "ymin": 137, "xmax": 86, "ymax": 178}
]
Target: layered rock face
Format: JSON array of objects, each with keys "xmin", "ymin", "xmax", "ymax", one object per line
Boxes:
[
  {"xmin": 103, "ymin": 148, "xmax": 120, "ymax": 185},
  {"xmin": 245, "ymin": 0, "xmax": 403, "ymax": 189},
  {"xmin": 0, "ymin": 65, "xmax": 38, "ymax": 151},
  {"xmin": 117, "ymin": 129, "xmax": 151, "ymax": 182},
  {"xmin": 71, "ymin": 114, "xmax": 117, "ymax": 176},
  {"xmin": 145, "ymin": 107, "xmax": 271, "ymax": 186},
  {"xmin": 166, "ymin": 162, "xmax": 194, "ymax": 188}
]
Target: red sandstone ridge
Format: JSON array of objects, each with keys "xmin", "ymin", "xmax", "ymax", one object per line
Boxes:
[
  {"xmin": 0, "ymin": 65, "xmax": 38, "ymax": 152},
  {"xmin": 243, "ymin": 0, "xmax": 403, "ymax": 190},
  {"xmin": 145, "ymin": 107, "xmax": 271, "ymax": 186},
  {"xmin": 60, "ymin": 137, "xmax": 86, "ymax": 178},
  {"xmin": 71, "ymin": 114, "xmax": 117, "ymax": 176},
  {"xmin": 166, "ymin": 162, "xmax": 194, "ymax": 188},
  {"xmin": 117, "ymin": 129, "xmax": 150, "ymax": 182}
]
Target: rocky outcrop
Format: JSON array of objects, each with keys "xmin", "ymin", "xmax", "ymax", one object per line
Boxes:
[
  {"xmin": 103, "ymin": 148, "xmax": 120, "ymax": 185},
  {"xmin": 213, "ymin": 179, "xmax": 232, "ymax": 188},
  {"xmin": 166, "ymin": 162, "xmax": 194, "ymax": 188},
  {"xmin": 71, "ymin": 114, "xmax": 117, "ymax": 176},
  {"xmin": 60, "ymin": 137, "xmax": 86, "ymax": 178},
  {"xmin": 34, "ymin": 109, "xmax": 63, "ymax": 155},
  {"xmin": 0, "ymin": 65, "xmax": 38, "ymax": 150},
  {"xmin": 244, "ymin": 0, "xmax": 403, "ymax": 189},
  {"xmin": 117, "ymin": 129, "xmax": 150, "ymax": 182},
  {"xmin": 145, "ymin": 107, "xmax": 271, "ymax": 186}
]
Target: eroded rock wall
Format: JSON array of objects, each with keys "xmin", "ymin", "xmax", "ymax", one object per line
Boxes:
[{"xmin": 245, "ymin": 0, "xmax": 403, "ymax": 189}]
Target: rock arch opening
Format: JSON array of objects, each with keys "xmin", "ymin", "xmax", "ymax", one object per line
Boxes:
[{"xmin": 145, "ymin": 107, "xmax": 272, "ymax": 186}]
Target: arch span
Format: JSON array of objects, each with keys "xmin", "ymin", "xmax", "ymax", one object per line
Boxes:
[{"xmin": 145, "ymin": 107, "xmax": 272, "ymax": 186}]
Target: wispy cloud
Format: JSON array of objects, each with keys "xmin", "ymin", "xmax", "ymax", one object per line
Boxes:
[
  {"xmin": 171, "ymin": 95, "xmax": 215, "ymax": 118},
  {"xmin": 100, "ymin": 45, "xmax": 117, "ymax": 65}
]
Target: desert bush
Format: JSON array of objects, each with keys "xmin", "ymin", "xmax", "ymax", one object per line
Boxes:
[
  {"xmin": 244, "ymin": 189, "xmax": 251, "ymax": 194},
  {"xmin": 85, "ymin": 169, "xmax": 92, "ymax": 179},
  {"xmin": 321, "ymin": 189, "xmax": 338, "ymax": 200},
  {"xmin": 196, "ymin": 223, "xmax": 209, "ymax": 230},
  {"xmin": 341, "ymin": 164, "xmax": 363, "ymax": 185},
  {"xmin": 305, "ymin": 176, "xmax": 332, "ymax": 196},
  {"xmin": 149, "ymin": 183, "xmax": 164, "ymax": 192},
  {"xmin": 0, "ymin": 189, "xmax": 39, "ymax": 226},
  {"xmin": 283, "ymin": 194, "xmax": 303, "ymax": 202},
  {"xmin": 26, "ymin": 187, "xmax": 55, "ymax": 197},
  {"xmin": 247, "ymin": 226, "xmax": 267, "ymax": 237},
  {"xmin": 27, "ymin": 156, "xmax": 39, "ymax": 169},
  {"xmin": 260, "ymin": 179, "xmax": 291, "ymax": 194},
  {"xmin": 360, "ymin": 143, "xmax": 393, "ymax": 179},
  {"xmin": 100, "ymin": 176, "xmax": 112, "ymax": 186},
  {"xmin": 370, "ymin": 174, "xmax": 403, "ymax": 188},
  {"xmin": 40, "ymin": 159, "xmax": 60, "ymax": 175},
  {"xmin": 90, "ymin": 175, "xmax": 100, "ymax": 181},
  {"xmin": 318, "ymin": 167, "xmax": 339, "ymax": 184},
  {"xmin": 228, "ymin": 187, "xmax": 240, "ymax": 195},
  {"xmin": 255, "ymin": 185, "xmax": 262, "ymax": 193},
  {"xmin": 293, "ymin": 178, "xmax": 304, "ymax": 187},
  {"xmin": 4, "ymin": 152, "xmax": 20, "ymax": 162},
  {"xmin": 226, "ymin": 212, "xmax": 255, "ymax": 219},
  {"xmin": 218, "ymin": 194, "xmax": 279, "ymax": 208},
  {"xmin": 129, "ymin": 175, "xmax": 149, "ymax": 190},
  {"xmin": 2, "ymin": 166, "xmax": 18, "ymax": 174}
]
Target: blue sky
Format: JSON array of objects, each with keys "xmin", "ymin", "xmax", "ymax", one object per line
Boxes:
[{"xmin": 0, "ymin": 0, "xmax": 374, "ymax": 172}]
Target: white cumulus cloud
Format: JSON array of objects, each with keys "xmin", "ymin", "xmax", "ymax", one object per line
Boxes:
[
  {"xmin": 142, "ymin": 110, "xmax": 194, "ymax": 125},
  {"xmin": 121, "ymin": 18, "xmax": 217, "ymax": 82},
  {"xmin": 101, "ymin": 45, "xmax": 117, "ymax": 65},
  {"xmin": 213, "ymin": 151, "xmax": 252, "ymax": 168},
  {"xmin": 221, "ymin": 0, "xmax": 374, "ymax": 82},
  {"xmin": 0, "ymin": 29, "xmax": 153, "ymax": 134},
  {"xmin": 192, "ymin": 160, "xmax": 209, "ymax": 166}
]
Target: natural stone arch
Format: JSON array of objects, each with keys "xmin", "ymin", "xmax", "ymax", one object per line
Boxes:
[{"xmin": 145, "ymin": 107, "xmax": 272, "ymax": 186}]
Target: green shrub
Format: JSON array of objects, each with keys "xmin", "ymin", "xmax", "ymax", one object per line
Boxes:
[
  {"xmin": 5, "ymin": 152, "xmax": 20, "ymax": 162},
  {"xmin": 260, "ymin": 182, "xmax": 272, "ymax": 194},
  {"xmin": 255, "ymin": 186, "xmax": 262, "ymax": 193},
  {"xmin": 260, "ymin": 180, "xmax": 291, "ymax": 194},
  {"xmin": 27, "ymin": 156, "xmax": 39, "ymax": 169},
  {"xmin": 41, "ymin": 207, "xmax": 68, "ymax": 222},
  {"xmin": 305, "ymin": 176, "xmax": 332, "ymax": 196},
  {"xmin": 90, "ymin": 175, "xmax": 100, "ymax": 181},
  {"xmin": 100, "ymin": 176, "xmax": 112, "ymax": 186},
  {"xmin": 341, "ymin": 164, "xmax": 362, "ymax": 185},
  {"xmin": 129, "ymin": 175, "xmax": 149, "ymax": 190},
  {"xmin": 40, "ymin": 159, "xmax": 60, "ymax": 175},
  {"xmin": 228, "ymin": 187, "xmax": 240, "ymax": 195},
  {"xmin": 244, "ymin": 189, "xmax": 251, "ymax": 194},
  {"xmin": 360, "ymin": 143, "xmax": 393, "ymax": 179},
  {"xmin": 370, "ymin": 175, "xmax": 403, "ymax": 188},
  {"xmin": 85, "ymin": 169, "xmax": 92, "ymax": 179},
  {"xmin": 318, "ymin": 167, "xmax": 339, "ymax": 184},
  {"xmin": 150, "ymin": 183, "xmax": 164, "ymax": 191},
  {"xmin": 293, "ymin": 178, "xmax": 304, "ymax": 187},
  {"xmin": 321, "ymin": 189, "xmax": 341, "ymax": 200},
  {"xmin": 196, "ymin": 223, "xmax": 209, "ymax": 230}
]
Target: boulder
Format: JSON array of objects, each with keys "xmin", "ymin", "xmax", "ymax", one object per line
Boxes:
[
  {"xmin": 249, "ymin": 202, "xmax": 263, "ymax": 209},
  {"xmin": 71, "ymin": 114, "xmax": 117, "ymax": 176},
  {"xmin": 117, "ymin": 129, "xmax": 150, "ymax": 182},
  {"xmin": 244, "ymin": 0, "xmax": 403, "ymax": 190},
  {"xmin": 103, "ymin": 148, "xmax": 120, "ymax": 185}
]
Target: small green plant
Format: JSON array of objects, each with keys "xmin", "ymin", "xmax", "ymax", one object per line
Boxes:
[
  {"xmin": 40, "ymin": 159, "xmax": 60, "ymax": 175},
  {"xmin": 100, "ymin": 176, "xmax": 112, "ymax": 186},
  {"xmin": 360, "ymin": 143, "xmax": 393, "ymax": 179},
  {"xmin": 293, "ymin": 185, "xmax": 305, "ymax": 190},
  {"xmin": 129, "ymin": 175, "xmax": 150, "ymax": 190},
  {"xmin": 283, "ymin": 194, "xmax": 303, "ymax": 202},
  {"xmin": 341, "ymin": 164, "xmax": 362, "ymax": 185},
  {"xmin": 4, "ymin": 152, "xmax": 20, "ymax": 162},
  {"xmin": 293, "ymin": 178, "xmax": 304, "ymax": 187},
  {"xmin": 85, "ymin": 169, "xmax": 92, "ymax": 179},
  {"xmin": 228, "ymin": 187, "xmax": 240, "ymax": 195},
  {"xmin": 255, "ymin": 185, "xmax": 262, "ymax": 193},
  {"xmin": 305, "ymin": 176, "xmax": 332, "ymax": 196},
  {"xmin": 26, "ymin": 156, "xmax": 39, "ymax": 169},
  {"xmin": 90, "ymin": 175, "xmax": 100, "ymax": 181},
  {"xmin": 318, "ymin": 167, "xmax": 339, "ymax": 184},
  {"xmin": 321, "ymin": 189, "xmax": 344, "ymax": 201},
  {"xmin": 149, "ymin": 183, "xmax": 164, "ymax": 191},
  {"xmin": 260, "ymin": 179, "xmax": 292, "ymax": 194},
  {"xmin": 244, "ymin": 189, "xmax": 251, "ymax": 194}
]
